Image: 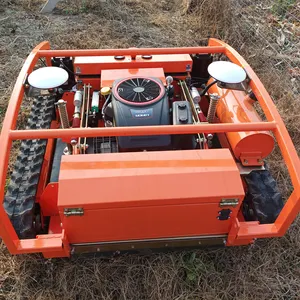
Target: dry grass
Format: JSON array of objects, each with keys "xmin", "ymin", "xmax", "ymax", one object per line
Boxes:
[{"xmin": 0, "ymin": 0, "xmax": 300, "ymax": 299}]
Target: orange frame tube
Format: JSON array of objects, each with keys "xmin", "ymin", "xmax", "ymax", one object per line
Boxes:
[{"xmin": 0, "ymin": 39, "xmax": 299, "ymax": 256}]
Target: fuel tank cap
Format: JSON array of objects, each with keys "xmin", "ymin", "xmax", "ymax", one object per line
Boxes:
[
  {"xmin": 208, "ymin": 61, "xmax": 247, "ymax": 84},
  {"xmin": 28, "ymin": 67, "xmax": 69, "ymax": 89}
]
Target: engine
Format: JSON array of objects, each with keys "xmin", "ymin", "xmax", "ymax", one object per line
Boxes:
[
  {"xmin": 53, "ymin": 53, "xmax": 274, "ymax": 164},
  {"xmin": 111, "ymin": 77, "xmax": 171, "ymax": 150}
]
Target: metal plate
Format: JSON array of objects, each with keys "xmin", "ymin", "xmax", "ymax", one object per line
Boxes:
[
  {"xmin": 237, "ymin": 163, "xmax": 265, "ymax": 175},
  {"xmin": 208, "ymin": 61, "xmax": 247, "ymax": 84},
  {"xmin": 71, "ymin": 235, "xmax": 226, "ymax": 254}
]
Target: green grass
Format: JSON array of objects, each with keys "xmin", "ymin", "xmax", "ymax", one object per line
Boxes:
[{"xmin": 272, "ymin": 0, "xmax": 296, "ymax": 18}]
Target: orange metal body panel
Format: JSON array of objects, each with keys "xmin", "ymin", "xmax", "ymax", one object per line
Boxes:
[
  {"xmin": 101, "ymin": 68, "xmax": 166, "ymax": 87},
  {"xmin": 208, "ymin": 79, "xmax": 275, "ymax": 165},
  {"xmin": 74, "ymin": 54, "xmax": 192, "ymax": 75},
  {"xmin": 0, "ymin": 40, "xmax": 299, "ymax": 256},
  {"xmin": 62, "ymin": 204, "xmax": 234, "ymax": 244},
  {"xmin": 39, "ymin": 183, "xmax": 59, "ymax": 216},
  {"xmin": 58, "ymin": 149, "xmax": 244, "ymax": 243},
  {"xmin": 48, "ymin": 216, "xmax": 62, "ymax": 234}
]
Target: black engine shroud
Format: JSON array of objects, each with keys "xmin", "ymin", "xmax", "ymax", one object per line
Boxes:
[{"xmin": 112, "ymin": 77, "xmax": 171, "ymax": 150}]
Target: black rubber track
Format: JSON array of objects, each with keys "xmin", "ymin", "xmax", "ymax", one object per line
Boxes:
[
  {"xmin": 243, "ymin": 170, "xmax": 284, "ymax": 224},
  {"xmin": 3, "ymin": 95, "xmax": 56, "ymax": 239}
]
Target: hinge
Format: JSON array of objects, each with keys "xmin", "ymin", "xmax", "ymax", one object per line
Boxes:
[
  {"xmin": 220, "ymin": 198, "xmax": 239, "ymax": 208},
  {"xmin": 64, "ymin": 208, "xmax": 84, "ymax": 217}
]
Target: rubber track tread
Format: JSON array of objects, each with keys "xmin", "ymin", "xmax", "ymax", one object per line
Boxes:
[
  {"xmin": 243, "ymin": 170, "xmax": 284, "ymax": 224},
  {"xmin": 3, "ymin": 95, "xmax": 55, "ymax": 238}
]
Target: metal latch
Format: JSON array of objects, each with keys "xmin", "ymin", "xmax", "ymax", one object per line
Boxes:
[
  {"xmin": 217, "ymin": 209, "xmax": 232, "ymax": 220},
  {"xmin": 220, "ymin": 198, "xmax": 239, "ymax": 208},
  {"xmin": 64, "ymin": 208, "xmax": 84, "ymax": 217}
]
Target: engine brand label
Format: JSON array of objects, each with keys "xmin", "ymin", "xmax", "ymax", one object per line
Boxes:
[{"xmin": 130, "ymin": 108, "xmax": 153, "ymax": 119}]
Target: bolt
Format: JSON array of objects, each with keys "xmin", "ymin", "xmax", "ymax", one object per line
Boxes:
[
  {"xmin": 258, "ymin": 159, "xmax": 263, "ymax": 164},
  {"xmin": 244, "ymin": 159, "xmax": 248, "ymax": 165},
  {"xmin": 207, "ymin": 133, "xmax": 214, "ymax": 140}
]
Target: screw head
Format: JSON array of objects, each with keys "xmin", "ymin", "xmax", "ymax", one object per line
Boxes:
[{"xmin": 207, "ymin": 133, "xmax": 214, "ymax": 140}]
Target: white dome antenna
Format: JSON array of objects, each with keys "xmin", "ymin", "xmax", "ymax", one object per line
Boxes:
[
  {"xmin": 28, "ymin": 67, "xmax": 69, "ymax": 89},
  {"xmin": 208, "ymin": 61, "xmax": 246, "ymax": 84}
]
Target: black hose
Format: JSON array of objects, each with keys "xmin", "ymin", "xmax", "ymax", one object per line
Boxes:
[
  {"xmin": 101, "ymin": 94, "xmax": 112, "ymax": 120},
  {"xmin": 200, "ymin": 79, "xmax": 218, "ymax": 96}
]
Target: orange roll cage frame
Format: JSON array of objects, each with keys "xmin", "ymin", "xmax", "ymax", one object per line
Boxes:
[{"xmin": 0, "ymin": 38, "xmax": 299, "ymax": 257}]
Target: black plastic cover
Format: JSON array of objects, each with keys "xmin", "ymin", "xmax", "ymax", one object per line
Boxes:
[
  {"xmin": 173, "ymin": 101, "xmax": 193, "ymax": 125},
  {"xmin": 190, "ymin": 54, "xmax": 213, "ymax": 87},
  {"xmin": 172, "ymin": 101, "xmax": 195, "ymax": 149},
  {"xmin": 112, "ymin": 80, "xmax": 171, "ymax": 150}
]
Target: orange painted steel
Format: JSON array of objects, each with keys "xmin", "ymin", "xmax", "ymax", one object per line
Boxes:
[
  {"xmin": 9, "ymin": 122, "xmax": 277, "ymax": 140},
  {"xmin": 58, "ymin": 149, "xmax": 244, "ymax": 244},
  {"xmin": 39, "ymin": 46, "xmax": 225, "ymax": 58},
  {"xmin": 101, "ymin": 68, "xmax": 166, "ymax": 87},
  {"xmin": 74, "ymin": 54, "xmax": 192, "ymax": 75},
  {"xmin": 39, "ymin": 183, "xmax": 59, "ymax": 216},
  {"xmin": 208, "ymin": 39, "xmax": 300, "ymax": 245},
  {"xmin": 208, "ymin": 80, "xmax": 275, "ymax": 165},
  {"xmin": 0, "ymin": 39, "xmax": 299, "ymax": 256},
  {"xmin": 48, "ymin": 215, "xmax": 62, "ymax": 235},
  {"xmin": 0, "ymin": 42, "xmax": 69, "ymax": 257}
]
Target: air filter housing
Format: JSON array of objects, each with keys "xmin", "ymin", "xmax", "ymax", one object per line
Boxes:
[{"xmin": 112, "ymin": 77, "xmax": 171, "ymax": 150}]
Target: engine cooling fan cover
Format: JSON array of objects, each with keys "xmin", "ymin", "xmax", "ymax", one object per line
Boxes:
[{"xmin": 113, "ymin": 77, "xmax": 164, "ymax": 106}]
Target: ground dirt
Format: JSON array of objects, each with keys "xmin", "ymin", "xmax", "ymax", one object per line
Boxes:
[{"xmin": 0, "ymin": 0, "xmax": 300, "ymax": 299}]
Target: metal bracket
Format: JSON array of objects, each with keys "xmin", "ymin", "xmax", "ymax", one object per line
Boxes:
[
  {"xmin": 236, "ymin": 162, "xmax": 265, "ymax": 175},
  {"xmin": 240, "ymin": 155, "xmax": 264, "ymax": 167},
  {"xmin": 217, "ymin": 80, "xmax": 249, "ymax": 91}
]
